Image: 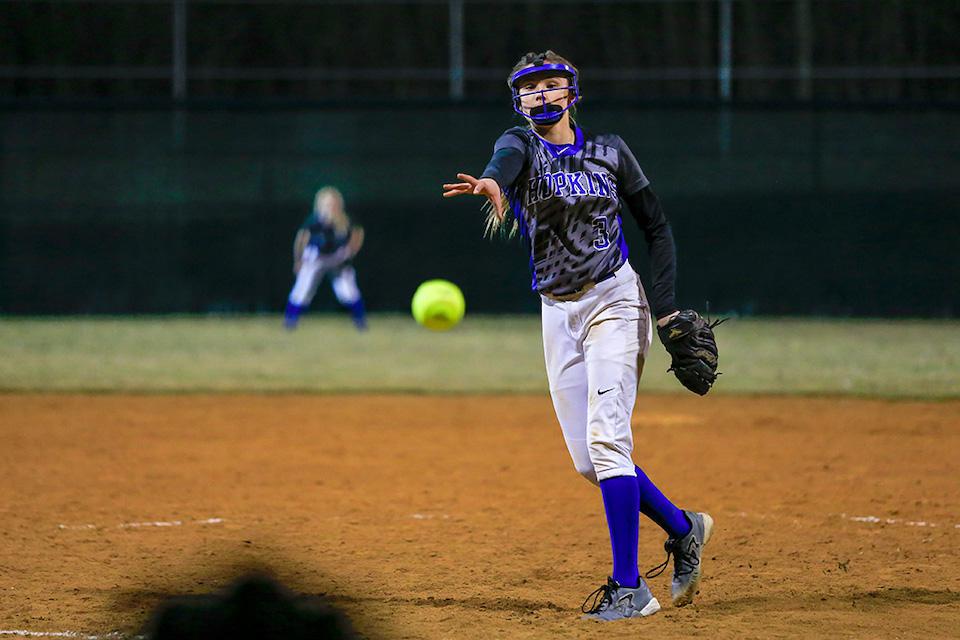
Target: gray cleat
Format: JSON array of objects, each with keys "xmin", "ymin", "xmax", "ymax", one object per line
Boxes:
[
  {"xmin": 581, "ymin": 577, "xmax": 661, "ymax": 621},
  {"xmin": 647, "ymin": 510, "xmax": 714, "ymax": 606}
]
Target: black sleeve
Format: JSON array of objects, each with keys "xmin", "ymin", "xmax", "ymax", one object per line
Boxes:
[
  {"xmin": 623, "ymin": 186, "xmax": 677, "ymax": 319},
  {"xmin": 480, "ymin": 131, "xmax": 527, "ymax": 190},
  {"xmin": 616, "ymin": 136, "xmax": 650, "ymax": 196}
]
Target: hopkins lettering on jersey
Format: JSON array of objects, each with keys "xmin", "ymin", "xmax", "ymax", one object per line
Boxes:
[
  {"xmin": 482, "ymin": 126, "xmax": 650, "ymax": 294},
  {"xmin": 525, "ymin": 171, "xmax": 618, "ymax": 207}
]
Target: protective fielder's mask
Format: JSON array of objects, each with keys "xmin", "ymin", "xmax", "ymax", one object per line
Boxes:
[{"xmin": 510, "ymin": 62, "xmax": 580, "ymax": 125}]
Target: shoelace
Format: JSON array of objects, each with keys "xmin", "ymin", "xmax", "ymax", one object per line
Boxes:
[
  {"xmin": 645, "ymin": 537, "xmax": 700, "ymax": 580},
  {"xmin": 580, "ymin": 579, "xmax": 616, "ymax": 614},
  {"xmin": 708, "ymin": 317, "xmax": 728, "ymax": 330},
  {"xmin": 705, "ymin": 300, "xmax": 728, "ymax": 331}
]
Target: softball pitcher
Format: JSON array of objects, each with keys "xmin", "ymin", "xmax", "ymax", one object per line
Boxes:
[
  {"xmin": 284, "ymin": 186, "xmax": 367, "ymax": 330},
  {"xmin": 443, "ymin": 51, "xmax": 721, "ymax": 621}
]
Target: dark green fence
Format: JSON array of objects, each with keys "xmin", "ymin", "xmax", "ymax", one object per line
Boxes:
[{"xmin": 2, "ymin": 103, "xmax": 958, "ymax": 316}]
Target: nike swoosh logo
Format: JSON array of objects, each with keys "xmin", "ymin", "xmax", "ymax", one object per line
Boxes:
[{"xmin": 598, "ymin": 387, "xmax": 616, "ymax": 395}]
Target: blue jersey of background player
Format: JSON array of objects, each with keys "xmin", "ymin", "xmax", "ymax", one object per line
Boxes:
[
  {"xmin": 443, "ymin": 50, "xmax": 714, "ymax": 621},
  {"xmin": 284, "ymin": 186, "xmax": 367, "ymax": 330}
]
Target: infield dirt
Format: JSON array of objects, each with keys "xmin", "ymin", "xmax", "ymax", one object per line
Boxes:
[{"xmin": 1, "ymin": 393, "xmax": 958, "ymax": 639}]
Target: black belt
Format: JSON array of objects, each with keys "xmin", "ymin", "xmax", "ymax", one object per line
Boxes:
[{"xmin": 542, "ymin": 268, "xmax": 618, "ymax": 302}]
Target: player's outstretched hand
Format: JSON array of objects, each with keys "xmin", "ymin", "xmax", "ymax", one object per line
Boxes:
[{"xmin": 442, "ymin": 173, "xmax": 504, "ymax": 220}]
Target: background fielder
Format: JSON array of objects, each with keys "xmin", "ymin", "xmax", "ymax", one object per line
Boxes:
[{"xmin": 284, "ymin": 186, "xmax": 367, "ymax": 330}]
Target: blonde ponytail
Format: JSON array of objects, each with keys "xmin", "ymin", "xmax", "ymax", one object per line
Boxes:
[{"xmin": 482, "ymin": 193, "xmax": 518, "ymax": 239}]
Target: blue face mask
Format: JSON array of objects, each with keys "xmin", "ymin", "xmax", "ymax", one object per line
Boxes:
[{"xmin": 528, "ymin": 102, "xmax": 565, "ymax": 124}]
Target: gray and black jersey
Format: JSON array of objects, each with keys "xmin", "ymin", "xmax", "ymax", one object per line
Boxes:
[{"xmin": 481, "ymin": 124, "xmax": 678, "ymax": 317}]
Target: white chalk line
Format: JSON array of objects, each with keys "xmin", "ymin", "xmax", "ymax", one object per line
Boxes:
[
  {"xmin": 57, "ymin": 517, "xmax": 224, "ymax": 531},
  {"xmin": 410, "ymin": 513, "xmax": 449, "ymax": 520},
  {"xmin": 731, "ymin": 511, "xmax": 959, "ymax": 530},
  {"xmin": 840, "ymin": 513, "xmax": 960, "ymax": 529},
  {"xmin": 0, "ymin": 631, "xmax": 143, "ymax": 639}
]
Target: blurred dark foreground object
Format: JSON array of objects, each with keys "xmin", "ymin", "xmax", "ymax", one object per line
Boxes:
[{"xmin": 144, "ymin": 573, "xmax": 357, "ymax": 640}]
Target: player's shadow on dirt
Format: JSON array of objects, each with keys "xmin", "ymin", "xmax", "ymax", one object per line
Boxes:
[
  {"xmin": 115, "ymin": 573, "xmax": 359, "ymax": 640},
  {"xmin": 712, "ymin": 587, "xmax": 960, "ymax": 614}
]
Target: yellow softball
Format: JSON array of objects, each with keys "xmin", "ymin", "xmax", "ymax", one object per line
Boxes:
[{"xmin": 411, "ymin": 279, "xmax": 466, "ymax": 331}]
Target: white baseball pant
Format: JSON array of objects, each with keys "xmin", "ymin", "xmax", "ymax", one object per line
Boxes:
[
  {"xmin": 289, "ymin": 245, "xmax": 361, "ymax": 307},
  {"xmin": 541, "ymin": 260, "xmax": 653, "ymax": 485}
]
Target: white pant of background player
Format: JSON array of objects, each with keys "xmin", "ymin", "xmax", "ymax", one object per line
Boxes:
[
  {"xmin": 288, "ymin": 245, "xmax": 362, "ymax": 308},
  {"xmin": 542, "ymin": 260, "xmax": 653, "ymax": 485}
]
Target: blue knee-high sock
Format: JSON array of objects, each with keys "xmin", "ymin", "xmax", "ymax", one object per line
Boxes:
[
  {"xmin": 345, "ymin": 298, "xmax": 367, "ymax": 330},
  {"xmin": 599, "ymin": 475, "xmax": 640, "ymax": 588},
  {"xmin": 284, "ymin": 301, "xmax": 305, "ymax": 328},
  {"xmin": 635, "ymin": 465, "xmax": 691, "ymax": 539}
]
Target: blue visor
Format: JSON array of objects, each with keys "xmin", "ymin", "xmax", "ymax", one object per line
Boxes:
[{"xmin": 510, "ymin": 63, "xmax": 577, "ymax": 89}]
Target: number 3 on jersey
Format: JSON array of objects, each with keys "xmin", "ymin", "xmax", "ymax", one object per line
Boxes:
[{"xmin": 593, "ymin": 217, "xmax": 610, "ymax": 250}]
